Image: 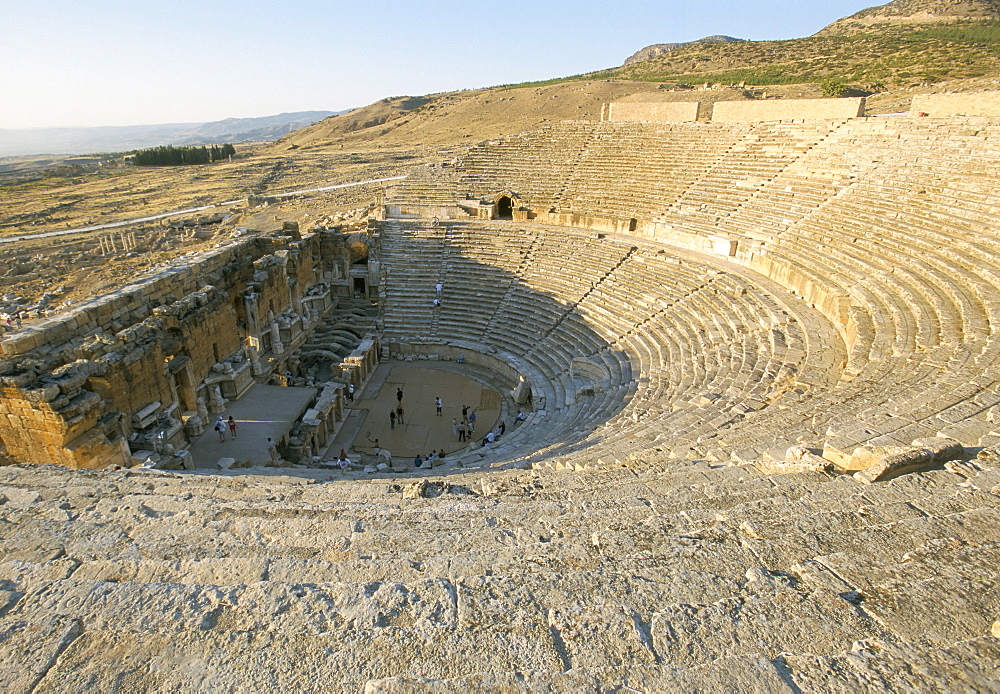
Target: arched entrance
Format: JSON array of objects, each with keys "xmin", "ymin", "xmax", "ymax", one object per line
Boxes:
[
  {"xmin": 349, "ymin": 240, "xmax": 369, "ymax": 264},
  {"xmin": 496, "ymin": 196, "xmax": 514, "ymax": 220}
]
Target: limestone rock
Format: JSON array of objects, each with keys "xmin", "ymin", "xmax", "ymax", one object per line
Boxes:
[
  {"xmin": 755, "ymin": 447, "xmax": 833, "ymax": 474},
  {"xmin": 855, "ymin": 438, "xmax": 965, "ymax": 484}
]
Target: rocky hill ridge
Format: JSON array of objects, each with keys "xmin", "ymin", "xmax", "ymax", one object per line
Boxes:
[
  {"xmin": 817, "ymin": 0, "xmax": 1000, "ymax": 35},
  {"xmin": 623, "ymin": 36, "xmax": 744, "ymax": 66}
]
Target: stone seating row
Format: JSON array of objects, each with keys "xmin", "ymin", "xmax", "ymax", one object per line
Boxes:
[
  {"xmin": 378, "ymin": 223, "xmax": 824, "ymax": 446},
  {"xmin": 385, "ymin": 115, "xmax": 1000, "ymax": 466},
  {"xmin": 3, "ymin": 456, "xmax": 997, "ymax": 688}
]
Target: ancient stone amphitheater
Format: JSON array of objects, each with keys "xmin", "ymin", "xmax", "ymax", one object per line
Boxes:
[{"xmin": 2, "ymin": 97, "xmax": 1000, "ymax": 690}]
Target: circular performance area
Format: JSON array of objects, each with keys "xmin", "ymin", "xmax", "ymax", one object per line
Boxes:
[{"xmin": 341, "ymin": 363, "xmax": 503, "ymax": 461}]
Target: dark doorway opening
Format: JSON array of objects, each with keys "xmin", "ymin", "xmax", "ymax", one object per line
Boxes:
[
  {"xmin": 353, "ymin": 277, "xmax": 367, "ymax": 297},
  {"xmin": 628, "ymin": 218, "xmax": 638, "ymax": 232},
  {"xmin": 496, "ymin": 196, "xmax": 514, "ymax": 220}
]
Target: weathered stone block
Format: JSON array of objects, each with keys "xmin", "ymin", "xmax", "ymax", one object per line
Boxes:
[{"xmin": 854, "ymin": 437, "xmax": 965, "ymax": 484}]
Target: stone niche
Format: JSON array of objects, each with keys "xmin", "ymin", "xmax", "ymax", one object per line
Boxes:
[{"xmin": 0, "ymin": 229, "xmax": 352, "ymax": 469}]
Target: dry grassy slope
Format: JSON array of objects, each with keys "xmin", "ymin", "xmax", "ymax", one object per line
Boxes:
[
  {"xmin": 280, "ymin": 81, "xmax": 669, "ymax": 151},
  {"xmin": 817, "ymin": 0, "xmax": 1000, "ymax": 35}
]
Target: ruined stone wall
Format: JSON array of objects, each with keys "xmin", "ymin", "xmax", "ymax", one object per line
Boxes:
[
  {"xmin": 0, "ymin": 229, "xmax": 352, "ymax": 468},
  {"xmin": 911, "ymin": 91, "xmax": 1000, "ymax": 116},
  {"xmin": 712, "ymin": 97, "xmax": 865, "ymax": 121},
  {"xmin": 607, "ymin": 101, "xmax": 701, "ymax": 122}
]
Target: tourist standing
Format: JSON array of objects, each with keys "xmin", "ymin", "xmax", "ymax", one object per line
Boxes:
[
  {"xmin": 348, "ymin": 383, "xmax": 355, "ymax": 401},
  {"xmin": 435, "ymin": 396, "xmax": 442, "ymax": 416},
  {"xmin": 228, "ymin": 416, "xmax": 238, "ymax": 439},
  {"xmin": 435, "ymin": 281, "xmax": 443, "ymax": 297},
  {"xmin": 396, "ymin": 404, "xmax": 405, "ymax": 425},
  {"xmin": 451, "ymin": 418, "xmax": 458, "ymax": 438},
  {"xmin": 215, "ymin": 416, "xmax": 226, "ymax": 442},
  {"xmin": 267, "ymin": 437, "xmax": 279, "ymax": 462},
  {"xmin": 458, "ymin": 420, "xmax": 467, "ymax": 442},
  {"xmin": 468, "ymin": 410, "xmax": 476, "ymax": 433},
  {"xmin": 389, "ymin": 410, "xmax": 396, "ymax": 429},
  {"xmin": 397, "ymin": 387, "xmax": 404, "ymax": 405}
]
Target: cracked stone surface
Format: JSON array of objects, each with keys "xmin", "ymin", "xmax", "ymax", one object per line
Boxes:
[{"xmin": 0, "ymin": 458, "xmax": 997, "ymax": 691}]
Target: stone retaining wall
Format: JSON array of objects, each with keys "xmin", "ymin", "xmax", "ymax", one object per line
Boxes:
[
  {"xmin": 712, "ymin": 97, "xmax": 865, "ymax": 121},
  {"xmin": 608, "ymin": 101, "xmax": 701, "ymax": 123},
  {"xmin": 0, "ymin": 228, "xmax": 357, "ymax": 469},
  {"xmin": 911, "ymin": 90, "xmax": 1000, "ymax": 116}
]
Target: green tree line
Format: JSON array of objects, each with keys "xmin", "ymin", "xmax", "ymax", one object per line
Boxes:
[{"xmin": 130, "ymin": 143, "xmax": 236, "ymax": 166}]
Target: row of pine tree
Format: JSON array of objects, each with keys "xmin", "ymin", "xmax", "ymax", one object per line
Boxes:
[{"xmin": 130, "ymin": 143, "xmax": 236, "ymax": 166}]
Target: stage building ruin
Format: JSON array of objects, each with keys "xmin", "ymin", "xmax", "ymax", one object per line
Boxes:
[{"xmin": 0, "ymin": 224, "xmax": 381, "ymax": 469}]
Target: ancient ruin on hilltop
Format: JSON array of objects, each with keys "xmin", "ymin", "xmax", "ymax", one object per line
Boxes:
[{"xmin": 1, "ymin": 92, "xmax": 999, "ymax": 690}]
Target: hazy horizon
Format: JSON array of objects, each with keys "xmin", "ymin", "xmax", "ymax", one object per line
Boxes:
[
  {"xmin": 2, "ymin": 0, "xmax": 877, "ymax": 130},
  {"xmin": 0, "ymin": 110, "xmax": 343, "ymax": 133}
]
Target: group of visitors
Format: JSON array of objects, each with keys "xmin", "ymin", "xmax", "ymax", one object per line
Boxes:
[
  {"xmin": 452, "ymin": 404, "xmax": 478, "ymax": 442},
  {"xmin": 214, "ymin": 416, "xmax": 238, "ymax": 442},
  {"xmin": 413, "ymin": 450, "xmax": 446, "ymax": 468},
  {"xmin": 480, "ymin": 419, "xmax": 507, "ymax": 448},
  {"xmin": 1, "ymin": 313, "xmax": 23, "ymax": 331},
  {"xmin": 390, "ymin": 387, "xmax": 406, "ymax": 428}
]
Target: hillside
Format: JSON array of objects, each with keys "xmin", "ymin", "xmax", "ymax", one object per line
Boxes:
[
  {"xmin": 623, "ymin": 36, "xmax": 744, "ymax": 66},
  {"xmin": 817, "ymin": 0, "xmax": 1000, "ymax": 35},
  {"xmin": 280, "ymin": 82, "xmax": 671, "ymax": 151},
  {"xmin": 283, "ymin": 3, "xmax": 1000, "ymax": 156},
  {"xmin": 596, "ymin": 22, "xmax": 1000, "ymax": 90}
]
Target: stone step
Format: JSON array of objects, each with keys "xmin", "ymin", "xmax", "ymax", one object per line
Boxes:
[
  {"xmin": 781, "ymin": 636, "xmax": 1000, "ymax": 692},
  {"xmin": 363, "ymin": 655, "xmax": 793, "ymax": 692}
]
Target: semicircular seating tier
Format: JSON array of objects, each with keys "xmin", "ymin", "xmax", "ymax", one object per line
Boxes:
[{"xmin": 381, "ymin": 116, "xmax": 1000, "ymax": 470}]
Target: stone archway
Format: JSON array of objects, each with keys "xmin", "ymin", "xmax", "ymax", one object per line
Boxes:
[
  {"xmin": 495, "ymin": 195, "xmax": 514, "ymax": 220},
  {"xmin": 162, "ymin": 328, "xmax": 199, "ymax": 412},
  {"xmin": 348, "ymin": 240, "xmax": 369, "ymax": 264}
]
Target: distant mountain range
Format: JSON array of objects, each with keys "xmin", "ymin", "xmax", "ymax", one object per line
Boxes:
[{"xmin": 0, "ymin": 111, "xmax": 343, "ymax": 157}]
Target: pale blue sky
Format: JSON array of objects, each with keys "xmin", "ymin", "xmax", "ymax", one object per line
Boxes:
[{"xmin": 0, "ymin": 0, "xmax": 878, "ymax": 129}]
